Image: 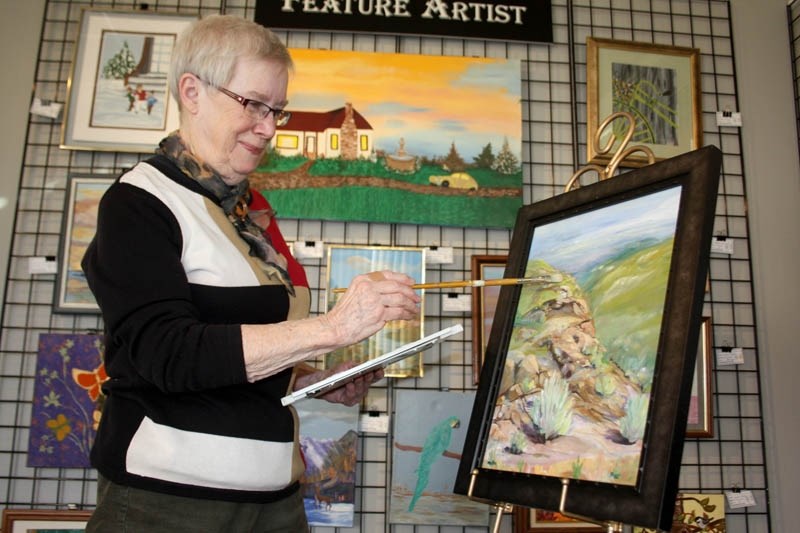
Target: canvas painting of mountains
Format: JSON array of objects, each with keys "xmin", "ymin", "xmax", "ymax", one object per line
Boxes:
[
  {"xmin": 295, "ymin": 401, "xmax": 360, "ymax": 527},
  {"xmin": 480, "ymin": 185, "xmax": 683, "ymax": 487}
]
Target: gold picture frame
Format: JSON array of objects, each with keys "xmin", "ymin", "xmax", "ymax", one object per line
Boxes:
[
  {"xmin": 470, "ymin": 254, "xmax": 507, "ymax": 384},
  {"xmin": 60, "ymin": 8, "xmax": 196, "ymax": 152},
  {"xmin": 2, "ymin": 509, "xmax": 92, "ymax": 532},
  {"xmin": 686, "ymin": 316, "xmax": 714, "ymax": 438},
  {"xmin": 324, "ymin": 245, "xmax": 426, "ymax": 378},
  {"xmin": 586, "ymin": 37, "xmax": 701, "ymax": 167}
]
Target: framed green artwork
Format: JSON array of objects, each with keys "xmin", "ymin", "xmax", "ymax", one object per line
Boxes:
[{"xmin": 586, "ymin": 37, "xmax": 701, "ymax": 167}]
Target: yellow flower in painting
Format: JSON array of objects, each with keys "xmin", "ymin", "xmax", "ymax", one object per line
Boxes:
[
  {"xmin": 46, "ymin": 413, "xmax": 71, "ymax": 441},
  {"xmin": 92, "ymin": 408, "xmax": 102, "ymax": 431}
]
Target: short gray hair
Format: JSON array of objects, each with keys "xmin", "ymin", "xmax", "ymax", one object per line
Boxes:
[{"xmin": 169, "ymin": 14, "xmax": 293, "ymax": 108}]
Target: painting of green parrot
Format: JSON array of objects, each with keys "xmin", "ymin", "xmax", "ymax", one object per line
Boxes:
[
  {"xmin": 390, "ymin": 390, "xmax": 488, "ymax": 526},
  {"xmin": 408, "ymin": 415, "xmax": 461, "ymax": 511}
]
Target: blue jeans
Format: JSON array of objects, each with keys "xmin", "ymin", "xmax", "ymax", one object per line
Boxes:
[{"xmin": 87, "ymin": 475, "xmax": 309, "ymax": 532}]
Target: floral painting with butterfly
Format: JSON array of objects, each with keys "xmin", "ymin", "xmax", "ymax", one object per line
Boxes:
[{"xmin": 28, "ymin": 333, "xmax": 107, "ymax": 467}]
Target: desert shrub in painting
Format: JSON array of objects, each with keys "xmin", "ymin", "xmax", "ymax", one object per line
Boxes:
[
  {"xmin": 528, "ymin": 373, "xmax": 574, "ymax": 441},
  {"xmin": 619, "ymin": 392, "xmax": 649, "ymax": 444}
]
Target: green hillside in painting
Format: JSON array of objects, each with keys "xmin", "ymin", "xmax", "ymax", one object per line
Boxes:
[
  {"xmin": 580, "ymin": 237, "xmax": 675, "ymax": 387},
  {"xmin": 513, "ymin": 237, "xmax": 675, "ymax": 386}
]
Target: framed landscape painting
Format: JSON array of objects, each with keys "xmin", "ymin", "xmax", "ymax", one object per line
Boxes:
[
  {"xmin": 252, "ymin": 48, "xmax": 523, "ymax": 228},
  {"xmin": 586, "ymin": 37, "xmax": 701, "ymax": 167},
  {"xmin": 54, "ymin": 173, "xmax": 114, "ymax": 313},
  {"xmin": 324, "ymin": 245, "xmax": 426, "ymax": 378},
  {"xmin": 455, "ymin": 146, "xmax": 722, "ymax": 531},
  {"xmin": 61, "ymin": 8, "xmax": 195, "ymax": 152},
  {"xmin": 295, "ymin": 401, "xmax": 360, "ymax": 528}
]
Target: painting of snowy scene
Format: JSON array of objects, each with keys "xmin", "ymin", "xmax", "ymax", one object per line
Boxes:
[
  {"xmin": 294, "ymin": 400, "xmax": 360, "ymax": 527},
  {"xmin": 480, "ymin": 186, "xmax": 683, "ymax": 487},
  {"xmin": 91, "ymin": 31, "xmax": 173, "ymax": 130},
  {"xmin": 62, "ymin": 10, "xmax": 194, "ymax": 152}
]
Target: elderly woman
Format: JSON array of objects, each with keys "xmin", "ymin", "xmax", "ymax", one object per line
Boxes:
[{"xmin": 82, "ymin": 14, "xmax": 419, "ymax": 532}]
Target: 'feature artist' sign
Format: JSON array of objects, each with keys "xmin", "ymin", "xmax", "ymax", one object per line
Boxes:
[{"xmin": 255, "ymin": 0, "xmax": 552, "ymax": 44}]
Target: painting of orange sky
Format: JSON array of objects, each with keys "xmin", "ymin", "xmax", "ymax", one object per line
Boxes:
[{"xmin": 286, "ymin": 49, "xmax": 521, "ymax": 161}]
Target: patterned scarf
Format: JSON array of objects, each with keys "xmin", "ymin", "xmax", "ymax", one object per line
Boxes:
[{"xmin": 156, "ymin": 133, "xmax": 295, "ymax": 296}]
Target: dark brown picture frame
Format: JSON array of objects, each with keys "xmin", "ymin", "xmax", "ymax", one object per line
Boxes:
[
  {"xmin": 470, "ymin": 254, "xmax": 508, "ymax": 384},
  {"xmin": 454, "ymin": 146, "xmax": 722, "ymax": 531},
  {"xmin": 2, "ymin": 509, "xmax": 92, "ymax": 532}
]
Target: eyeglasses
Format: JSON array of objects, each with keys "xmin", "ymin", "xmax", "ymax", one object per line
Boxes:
[{"xmin": 198, "ymin": 77, "xmax": 291, "ymax": 126}]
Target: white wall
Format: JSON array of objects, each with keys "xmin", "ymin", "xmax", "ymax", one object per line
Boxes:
[
  {"xmin": 730, "ymin": 1, "xmax": 800, "ymax": 532},
  {"xmin": 0, "ymin": 0, "xmax": 46, "ymax": 320}
]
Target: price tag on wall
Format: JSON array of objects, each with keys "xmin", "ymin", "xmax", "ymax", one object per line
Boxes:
[
  {"xmin": 425, "ymin": 246, "xmax": 454, "ymax": 264},
  {"xmin": 711, "ymin": 236, "xmax": 734, "ymax": 255},
  {"xmin": 716, "ymin": 347, "xmax": 744, "ymax": 366},
  {"xmin": 291, "ymin": 241, "xmax": 324, "ymax": 260},
  {"xmin": 725, "ymin": 489, "xmax": 756, "ymax": 509},
  {"xmin": 442, "ymin": 293, "xmax": 471, "ymax": 313},
  {"xmin": 359, "ymin": 413, "xmax": 389, "ymax": 434},
  {"xmin": 715, "ymin": 110, "xmax": 742, "ymax": 127},
  {"xmin": 28, "ymin": 256, "xmax": 57, "ymax": 275}
]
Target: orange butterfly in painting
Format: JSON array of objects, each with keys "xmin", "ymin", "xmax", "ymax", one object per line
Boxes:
[
  {"xmin": 72, "ymin": 363, "xmax": 109, "ymax": 402},
  {"xmin": 46, "ymin": 413, "xmax": 71, "ymax": 441}
]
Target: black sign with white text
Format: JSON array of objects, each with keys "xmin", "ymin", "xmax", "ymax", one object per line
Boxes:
[{"xmin": 255, "ymin": 0, "xmax": 552, "ymax": 44}]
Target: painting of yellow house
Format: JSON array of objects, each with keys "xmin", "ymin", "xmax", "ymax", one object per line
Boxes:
[{"xmin": 273, "ymin": 102, "xmax": 373, "ymax": 160}]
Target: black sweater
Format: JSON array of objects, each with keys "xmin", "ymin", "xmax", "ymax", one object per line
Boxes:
[{"xmin": 82, "ymin": 159, "xmax": 310, "ymax": 502}]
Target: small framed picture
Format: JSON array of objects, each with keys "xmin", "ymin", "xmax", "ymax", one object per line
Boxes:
[
  {"xmin": 686, "ymin": 316, "xmax": 714, "ymax": 438},
  {"xmin": 632, "ymin": 493, "xmax": 725, "ymax": 532},
  {"xmin": 54, "ymin": 174, "xmax": 115, "ymax": 313},
  {"xmin": 60, "ymin": 8, "xmax": 196, "ymax": 152},
  {"xmin": 324, "ymin": 245, "xmax": 426, "ymax": 378},
  {"xmin": 470, "ymin": 254, "xmax": 507, "ymax": 384},
  {"xmin": 2, "ymin": 509, "xmax": 92, "ymax": 533},
  {"xmin": 514, "ymin": 507, "xmax": 602, "ymax": 532},
  {"xmin": 586, "ymin": 37, "xmax": 701, "ymax": 167}
]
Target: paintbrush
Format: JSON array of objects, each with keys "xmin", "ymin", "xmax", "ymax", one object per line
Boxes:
[{"xmin": 331, "ymin": 278, "xmax": 539, "ymax": 293}]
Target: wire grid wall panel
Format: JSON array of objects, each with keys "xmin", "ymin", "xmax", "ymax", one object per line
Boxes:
[
  {"xmin": 0, "ymin": 0, "xmax": 770, "ymax": 531},
  {"xmin": 791, "ymin": 0, "xmax": 800, "ymax": 157}
]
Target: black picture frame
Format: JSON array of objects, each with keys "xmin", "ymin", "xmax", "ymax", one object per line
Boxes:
[{"xmin": 454, "ymin": 146, "xmax": 721, "ymax": 531}]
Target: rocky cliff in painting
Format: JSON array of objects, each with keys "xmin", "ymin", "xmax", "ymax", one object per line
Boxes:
[{"xmin": 484, "ymin": 238, "xmax": 674, "ymax": 485}]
